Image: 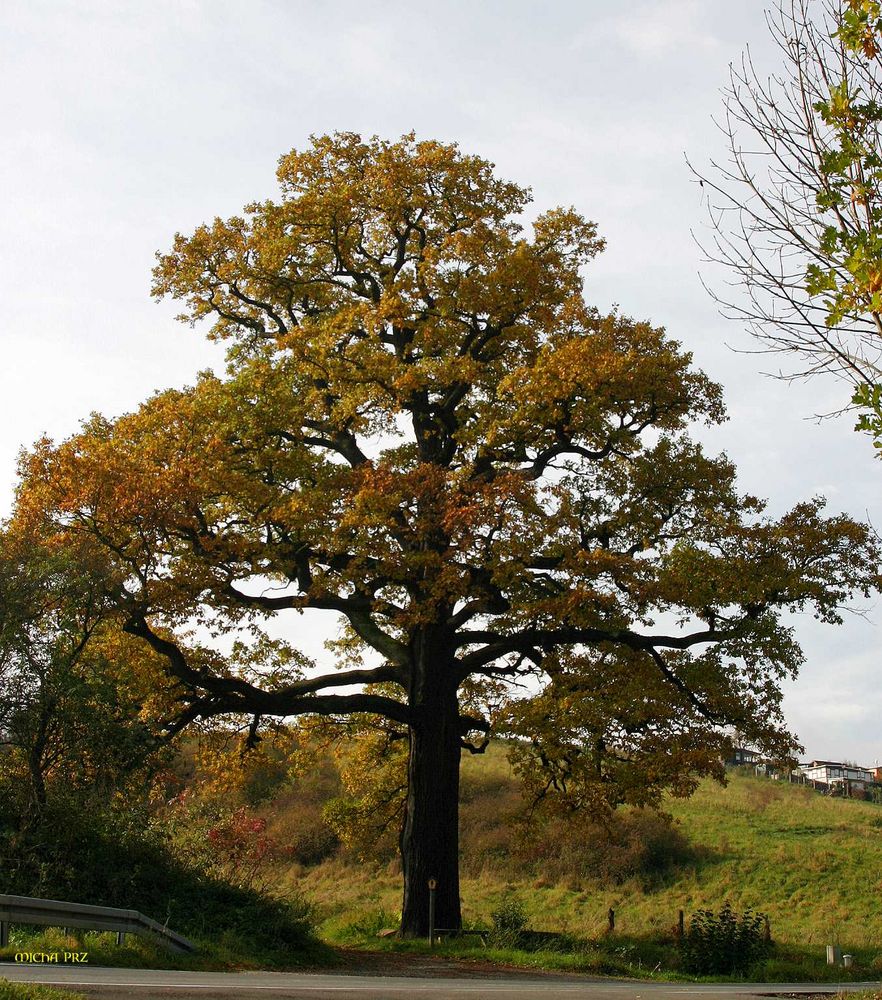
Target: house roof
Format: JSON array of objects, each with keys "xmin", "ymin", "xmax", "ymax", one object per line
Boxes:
[{"xmin": 802, "ymin": 760, "xmax": 873, "ymax": 771}]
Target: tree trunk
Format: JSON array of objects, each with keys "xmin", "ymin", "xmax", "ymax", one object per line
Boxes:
[
  {"xmin": 27, "ymin": 703, "xmax": 50, "ymax": 814},
  {"xmin": 27, "ymin": 745, "xmax": 47, "ymax": 813},
  {"xmin": 399, "ymin": 682, "xmax": 462, "ymax": 937}
]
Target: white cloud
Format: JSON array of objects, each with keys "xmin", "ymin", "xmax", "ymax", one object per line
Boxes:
[{"xmin": 583, "ymin": 0, "xmax": 722, "ymax": 57}]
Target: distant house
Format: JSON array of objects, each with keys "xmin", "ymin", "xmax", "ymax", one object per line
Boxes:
[
  {"xmin": 800, "ymin": 760, "xmax": 873, "ymax": 787},
  {"xmin": 725, "ymin": 747, "xmax": 762, "ymax": 766}
]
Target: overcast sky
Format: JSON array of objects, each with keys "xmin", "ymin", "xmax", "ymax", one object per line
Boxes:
[{"xmin": 3, "ymin": 0, "xmax": 880, "ymax": 764}]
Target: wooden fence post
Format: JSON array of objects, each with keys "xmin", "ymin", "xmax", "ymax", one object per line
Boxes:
[
  {"xmin": 607, "ymin": 908, "xmax": 615, "ymax": 933},
  {"xmin": 677, "ymin": 910, "xmax": 684, "ymax": 939},
  {"xmin": 427, "ymin": 878, "xmax": 437, "ymax": 948}
]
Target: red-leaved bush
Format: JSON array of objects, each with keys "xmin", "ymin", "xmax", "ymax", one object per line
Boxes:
[{"xmin": 205, "ymin": 807, "xmax": 279, "ymax": 890}]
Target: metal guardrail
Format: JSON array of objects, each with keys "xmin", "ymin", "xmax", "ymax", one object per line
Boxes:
[{"xmin": 0, "ymin": 894, "xmax": 194, "ymax": 953}]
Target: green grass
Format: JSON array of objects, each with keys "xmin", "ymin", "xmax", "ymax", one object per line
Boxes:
[
  {"xmin": 315, "ymin": 928, "xmax": 882, "ymax": 982},
  {"xmin": 0, "ymin": 787, "xmax": 330, "ymax": 972},
  {"xmin": 0, "ymin": 982, "xmax": 87, "ymax": 1000},
  {"xmin": 274, "ymin": 747, "xmax": 882, "ymax": 980},
  {"xmin": 0, "ymin": 925, "xmax": 332, "ymax": 973},
  {"xmin": 341, "ymin": 925, "xmax": 882, "ymax": 982},
  {"xmin": 9, "ymin": 747, "xmax": 882, "ymax": 982},
  {"xmin": 662, "ymin": 772, "xmax": 882, "ymax": 948}
]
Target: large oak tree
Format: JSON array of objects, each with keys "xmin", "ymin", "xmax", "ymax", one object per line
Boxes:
[{"xmin": 16, "ymin": 133, "xmax": 880, "ymax": 936}]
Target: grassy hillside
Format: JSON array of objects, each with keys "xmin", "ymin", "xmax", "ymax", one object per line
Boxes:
[
  {"xmin": 5, "ymin": 740, "xmax": 880, "ymax": 980},
  {"xmin": 268, "ymin": 745, "xmax": 882, "ymax": 954}
]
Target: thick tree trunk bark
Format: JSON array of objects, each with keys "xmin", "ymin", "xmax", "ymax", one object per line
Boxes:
[{"xmin": 398, "ymin": 676, "xmax": 462, "ymax": 937}]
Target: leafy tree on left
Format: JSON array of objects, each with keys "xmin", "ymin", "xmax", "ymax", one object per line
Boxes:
[
  {"xmin": 0, "ymin": 527, "xmax": 319, "ymax": 953},
  {"xmin": 0, "ymin": 527, "xmax": 174, "ymax": 820}
]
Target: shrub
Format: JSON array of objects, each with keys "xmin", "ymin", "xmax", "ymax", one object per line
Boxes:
[
  {"xmin": 0, "ymin": 787, "xmax": 316, "ymax": 955},
  {"xmin": 679, "ymin": 902, "xmax": 771, "ymax": 975},
  {"xmin": 512, "ymin": 807, "xmax": 695, "ymax": 887},
  {"xmin": 205, "ymin": 808, "xmax": 279, "ymax": 890},
  {"xmin": 268, "ymin": 796, "xmax": 339, "ymax": 866},
  {"xmin": 489, "ymin": 891, "xmax": 528, "ymax": 948},
  {"xmin": 161, "ymin": 792, "xmax": 286, "ymax": 892}
]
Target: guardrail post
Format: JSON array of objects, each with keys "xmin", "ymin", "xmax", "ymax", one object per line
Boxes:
[{"xmin": 116, "ymin": 931, "xmax": 126, "ymax": 945}]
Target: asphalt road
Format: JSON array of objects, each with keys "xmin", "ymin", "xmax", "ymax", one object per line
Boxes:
[{"xmin": 0, "ymin": 964, "xmax": 879, "ymax": 1000}]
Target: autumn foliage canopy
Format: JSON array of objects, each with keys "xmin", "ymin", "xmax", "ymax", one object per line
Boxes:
[{"xmin": 13, "ymin": 133, "xmax": 880, "ymax": 933}]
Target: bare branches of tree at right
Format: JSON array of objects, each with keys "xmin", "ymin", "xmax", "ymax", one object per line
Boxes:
[{"xmin": 692, "ymin": 0, "xmax": 882, "ymax": 389}]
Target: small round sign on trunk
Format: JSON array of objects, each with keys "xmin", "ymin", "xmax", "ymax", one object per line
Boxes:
[{"xmin": 428, "ymin": 878, "xmax": 437, "ymax": 889}]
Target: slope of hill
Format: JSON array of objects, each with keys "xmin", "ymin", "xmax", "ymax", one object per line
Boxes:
[{"xmin": 269, "ymin": 746, "xmax": 882, "ymax": 952}]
